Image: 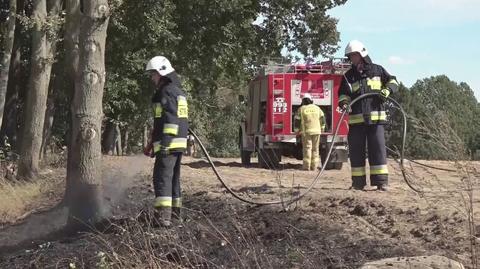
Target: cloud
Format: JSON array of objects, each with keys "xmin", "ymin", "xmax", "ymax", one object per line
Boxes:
[{"xmin": 388, "ymin": 56, "xmax": 415, "ymax": 65}]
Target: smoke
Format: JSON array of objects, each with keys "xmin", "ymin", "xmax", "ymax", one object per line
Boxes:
[
  {"xmin": 0, "ymin": 155, "xmax": 153, "ymax": 254},
  {"xmin": 101, "ymin": 155, "xmax": 152, "ymax": 217}
]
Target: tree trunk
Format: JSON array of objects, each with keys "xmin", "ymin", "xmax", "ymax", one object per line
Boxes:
[
  {"xmin": 0, "ymin": 0, "xmax": 17, "ymax": 130},
  {"xmin": 0, "ymin": 89, "xmax": 18, "ymax": 146},
  {"xmin": 115, "ymin": 123, "xmax": 122, "ymax": 156},
  {"xmin": 66, "ymin": 0, "xmax": 110, "ymax": 228},
  {"xmin": 17, "ymin": 0, "xmax": 62, "ymax": 180},
  {"xmin": 17, "ymin": 0, "xmax": 49, "ymax": 180},
  {"xmin": 143, "ymin": 124, "xmax": 149, "ymax": 148},
  {"xmin": 122, "ymin": 128, "xmax": 129, "ymax": 155},
  {"xmin": 63, "ymin": 0, "xmax": 80, "ymax": 205},
  {"xmin": 1, "ymin": 0, "xmax": 26, "ymax": 151},
  {"xmin": 40, "ymin": 96, "xmax": 54, "ymax": 159},
  {"xmin": 101, "ymin": 120, "xmax": 115, "ymax": 154}
]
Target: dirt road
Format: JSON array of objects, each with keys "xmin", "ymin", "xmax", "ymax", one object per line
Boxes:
[{"xmin": 0, "ymin": 155, "xmax": 478, "ymax": 268}]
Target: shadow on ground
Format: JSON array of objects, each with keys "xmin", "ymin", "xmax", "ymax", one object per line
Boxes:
[{"xmin": 185, "ymin": 160, "xmax": 304, "ymax": 170}]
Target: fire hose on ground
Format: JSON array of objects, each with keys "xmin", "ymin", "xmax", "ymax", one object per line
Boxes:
[{"xmin": 188, "ymin": 92, "xmax": 454, "ymax": 206}]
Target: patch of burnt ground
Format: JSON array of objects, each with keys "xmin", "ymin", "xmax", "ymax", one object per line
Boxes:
[{"xmin": 0, "ymin": 183, "xmax": 473, "ymax": 268}]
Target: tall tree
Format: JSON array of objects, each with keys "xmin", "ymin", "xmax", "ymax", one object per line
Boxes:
[
  {"xmin": 1, "ymin": 0, "xmax": 26, "ymax": 150},
  {"xmin": 17, "ymin": 0, "xmax": 62, "ymax": 180},
  {"xmin": 0, "ymin": 0, "xmax": 17, "ymax": 130},
  {"xmin": 63, "ymin": 0, "xmax": 80, "ymax": 204},
  {"xmin": 66, "ymin": 0, "xmax": 110, "ymax": 227}
]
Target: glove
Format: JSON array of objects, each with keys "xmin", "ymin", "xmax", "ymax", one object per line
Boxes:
[
  {"xmin": 143, "ymin": 143, "xmax": 153, "ymax": 158},
  {"xmin": 379, "ymin": 88, "xmax": 390, "ymax": 102},
  {"xmin": 338, "ymin": 100, "xmax": 349, "ymax": 112}
]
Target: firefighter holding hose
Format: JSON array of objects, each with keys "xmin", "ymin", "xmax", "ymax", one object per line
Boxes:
[{"xmin": 338, "ymin": 40, "xmax": 399, "ymax": 191}]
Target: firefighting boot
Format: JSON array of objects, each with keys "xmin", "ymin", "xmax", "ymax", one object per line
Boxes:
[
  {"xmin": 171, "ymin": 207, "xmax": 183, "ymax": 224},
  {"xmin": 351, "ymin": 177, "xmax": 366, "ymax": 191},
  {"xmin": 154, "ymin": 207, "xmax": 172, "ymax": 227},
  {"xmin": 376, "ymin": 184, "xmax": 388, "ymax": 191},
  {"xmin": 351, "ymin": 185, "xmax": 365, "ymax": 191}
]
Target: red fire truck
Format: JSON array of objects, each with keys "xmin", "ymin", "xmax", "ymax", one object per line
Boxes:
[{"xmin": 239, "ymin": 59, "xmax": 350, "ymax": 169}]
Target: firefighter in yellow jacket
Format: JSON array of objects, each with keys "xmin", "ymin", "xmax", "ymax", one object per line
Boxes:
[{"xmin": 299, "ymin": 93, "xmax": 325, "ymax": 170}]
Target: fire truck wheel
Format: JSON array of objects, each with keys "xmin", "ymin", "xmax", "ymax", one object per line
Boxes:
[
  {"xmin": 241, "ymin": 150, "xmax": 252, "ymax": 165},
  {"xmin": 320, "ymin": 148, "xmax": 343, "ymax": 170},
  {"xmin": 321, "ymin": 161, "xmax": 343, "ymax": 170},
  {"xmin": 333, "ymin": 162, "xmax": 343, "ymax": 170},
  {"xmin": 258, "ymin": 148, "xmax": 281, "ymax": 169}
]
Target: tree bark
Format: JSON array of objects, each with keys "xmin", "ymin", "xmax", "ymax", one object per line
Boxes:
[
  {"xmin": 101, "ymin": 120, "xmax": 115, "ymax": 154},
  {"xmin": 115, "ymin": 123, "xmax": 122, "ymax": 156},
  {"xmin": 0, "ymin": 0, "xmax": 17, "ymax": 130},
  {"xmin": 63, "ymin": 0, "xmax": 80, "ymax": 204},
  {"xmin": 0, "ymin": 89, "xmax": 18, "ymax": 146},
  {"xmin": 122, "ymin": 128, "xmax": 129, "ymax": 155},
  {"xmin": 17, "ymin": 0, "xmax": 49, "ymax": 180},
  {"xmin": 40, "ymin": 96, "xmax": 54, "ymax": 159},
  {"xmin": 1, "ymin": 0, "xmax": 26, "ymax": 151},
  {"xmin": 143, "ymin": 124, "xmax": 149, "ymax": 148},
  {"xmin": 66, "ymin": 0, "xmax": 110, "ymax": 228},
  {"xmin": 17, "ymin": 0, "xmax": 62, "ymax": 180}
]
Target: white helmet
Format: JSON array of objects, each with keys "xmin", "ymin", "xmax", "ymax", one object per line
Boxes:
[
  {"xmin": 145, "ymin": 56, "xmax": 175, "ymax": 76},
  {"xmin": 303, "ymin": 93, "xmax": 313, "ymax": 101},
  {"xmin": 344, "ymin": 40, "xmax": 368, "ymax": 58}
]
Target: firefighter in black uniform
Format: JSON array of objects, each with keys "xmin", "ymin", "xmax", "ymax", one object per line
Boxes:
[
  {"xmin": 338, "ymin": 40, "xmax": 399, "ymax": 191},
  {"xmin": 144, "ymin": 56, "xmax": 189, "ymax": 226}
]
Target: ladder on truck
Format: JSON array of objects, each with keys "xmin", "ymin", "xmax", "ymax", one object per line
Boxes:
[{"xmin": 271, "ymin": 65, "xmax": 289, "ymax": 134}]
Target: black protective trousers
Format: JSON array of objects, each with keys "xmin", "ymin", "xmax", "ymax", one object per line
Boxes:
[
  {"xmin": 153, "ymin": 152, "xmax": 182, "ymax": 208},
  {"xmin": 348, "ymin": 124, "xmax": 388, "ymax": 188}
]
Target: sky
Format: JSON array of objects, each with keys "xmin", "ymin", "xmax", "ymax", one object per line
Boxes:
[{"xmin": 325, "ymin": 0, "xmax": 480, "ymax": 100}]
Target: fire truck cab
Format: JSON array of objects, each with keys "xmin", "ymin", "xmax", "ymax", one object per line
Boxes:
[{"xmin": 239, "ymin": 59, "xmax": 350, "ymax": 169}]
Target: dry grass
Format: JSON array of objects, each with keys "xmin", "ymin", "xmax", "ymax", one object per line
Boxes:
[
  {"xmin": 0, "ymin": 170, "xmax": 64, "ymax": 226},
  {"xmin": 87, "ymin": 206, "xmax": 275, "ymax": 269},
  {"xmin": 407, "ymin": 109, "xmax": 480, "ymax": 268}
]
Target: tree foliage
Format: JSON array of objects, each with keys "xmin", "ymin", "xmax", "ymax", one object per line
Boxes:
[
  {"xmin": 6, "ymin": 0, "xmax": 478, "ymax": 163},
  {"xmin": 387, "ymin": 76, "xmax": 480, "ymax": 160},
  {"xmin": 102, "ymin": 0, "xmax": 346, "ymax": 156}
]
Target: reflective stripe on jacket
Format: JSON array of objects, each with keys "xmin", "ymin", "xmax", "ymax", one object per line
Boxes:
[
  {"xmin": 151, "ymin": 72, "xmax": 189, "ymax": 153},
  {"xmin": 338, "ymin": 62, "xmax": 398, "ymax": 125}
]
